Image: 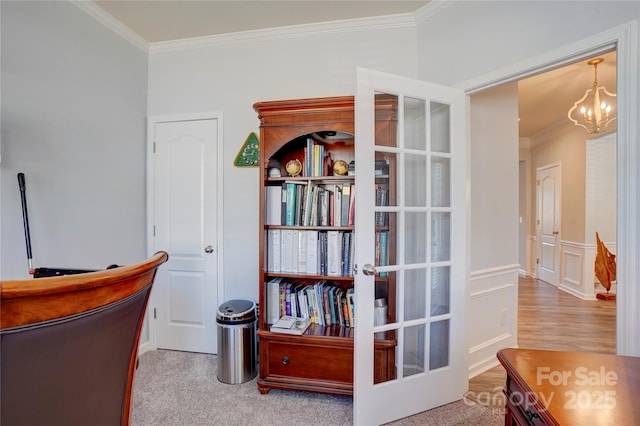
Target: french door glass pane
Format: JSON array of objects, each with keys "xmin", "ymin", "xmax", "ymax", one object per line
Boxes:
[
  {"xmin": 403, "ymin": 324, "xmax": 425, "ymax": 377},
  {"xmin": 431, "ymin": 266, "xmax": 451, "ymax": 316},
  {"xmin": 405, "ymin": 153, "xmax": 427, "ymax": 207},
  {"xmin": 429, "ymin": 320, "xmax": 450, "ymax": 370},
  {"xmin": 431, "ymin": 102, "xmax": 450, "ymax": 153},
  {"xmin": 431, "ymin": 212, "xmax": 451, "ymax": 262},
  {"xmin": 404, "ymin": 97, "xmax": 426, "ymax": 151},
  {"xmin": 404, "ymin": 268, "xmax": 427, "ymax": 321},
  {"xmin": 431, "ymin": 156, "xmax": 451, "ymax": 207},
  {"xmin": 405, "ymin": 212, "xmax": 427, "ymax": 264}
]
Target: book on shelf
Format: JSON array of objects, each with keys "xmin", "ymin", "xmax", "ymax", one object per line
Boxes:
[
  {"xmin": 335, "ymin": 288, "xmax": 344, "ymax": 326},
  {"xmin": 285, "ymin": 282, "xmax": 293, "ymax": 316},
  {"xmin": 341, "ymin": 184, "xmax": 350, "ymax": 226},
  {"xmin": 305, "ymin": 230, "xmax": 319, "ymax": 275},
  {"xmin": 322, "ymin": 286, "xmax": 332, "ymax": 325},
  {"xmin": 346, "ymin": 288, "xmax": 355, "ymax": 327},
  {"xmin": 375, "ymin": 183, "xmax": 389, "ymax": 227},
  {"xmin": 280, "ymin": 182, "xmax": 287, "ymax": 225},
  {"xmin": 294, "ymin": 184, "xmax": 303, "ymax": 226},
  {"xmin": 341, "ymin": 232, "xmax": 350, "ymax": 276},
  {"xmin": 291, "ymin": 230, "xmax": 300, "ymax": 274},
  {"xmin": 270, "ymin": 315, "xmax": 311, "ymax": 335},
  {"xmin": 266, "ymin": 186, "xmax": 282, "ymax": 226},
  {"xmin": 327, "ymin": 230, "xmax": 342, "ymax": 276},
  {"xmin": 376, "ymin": 231, "xmax": 389, "ymax": 277},
  {"xmin": 347, "ymin": 183, "xmax": 355, "ymax": 226},
  {"xmin": 279, "ymin": 280, "xmax": 286, "ymax": 317},
  {"xmin": 348, "ymin": 230, "xmax": 355, "ymax": 276},
  {"xmin": 280, "ymin": 229, "xmax": 295, "ymax": 273},
  {"xmin": 267, "ymin": 229, "xmax": 281, "ymax": 273},
  {"xmin": 333, "ymin": 185, "xmax": 342, "ymax": 227},
  {"xmin": 285, "ymin": 183, "xmax": 296, "ymax": 226},
  {"xmin": 318, "ymin": 187, "xmax": 329, "ymax": 226},
  {"xmin": 303, "ymin": 182, "xmax": 315, "ymax": 226},
  {"xmin": 341, "ymin": 296, "xmax": 350, "ymax": 327},
  {"xmin": 266, "ymin": 277, "xmax": 282, "ymax": 324},
  {"xmin": 314, "ymin": 281, "xmax": 326, "ymax": 325},
  {"xmin": 296, "ymin": 230, "xmax": 307, "ymax": 274}
]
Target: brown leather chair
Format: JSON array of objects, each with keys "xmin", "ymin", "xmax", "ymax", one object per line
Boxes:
[{"xmin": 1, "ymin": 251, "xmax": 168, "ymax": 426}]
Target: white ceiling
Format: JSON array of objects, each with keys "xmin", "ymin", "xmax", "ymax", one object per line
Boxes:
[{"xmin": 91, "ymin": 1, "xmax": 617, "ymax": 138}]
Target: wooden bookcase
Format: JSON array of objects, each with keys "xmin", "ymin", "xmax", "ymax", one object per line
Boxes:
[{"xmin": 254, "ymin": 96, "xmax": 397, "ymax": 396}]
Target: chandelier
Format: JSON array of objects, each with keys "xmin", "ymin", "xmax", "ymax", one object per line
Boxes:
[{"xmin": 567, "ymin": 58, "xmax": 616, "ymax": 134}]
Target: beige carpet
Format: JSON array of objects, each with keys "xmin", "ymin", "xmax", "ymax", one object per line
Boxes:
[{"xmin": 131, "ymin": 350, "xmax": 503, "ymax": 426}]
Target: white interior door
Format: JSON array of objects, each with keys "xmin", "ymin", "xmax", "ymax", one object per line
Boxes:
[
  {"xmin": 150, "ymin": 115, "xmax": 222, "ymax": 354},
  {"xmin": 537, "ymin": 164, "xmax": 561, "ymax": 286},
  {"xmin": 354, "ymin": 68, "xmax": 468, "ymax": 425}
]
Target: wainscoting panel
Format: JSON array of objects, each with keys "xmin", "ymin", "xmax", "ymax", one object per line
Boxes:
[
  {"xmin": 558, "ymin": 240, "xmax": 617, "ymax": 300},
  {"xmin": 468, "ymin": 265, "xmax": 519, "ymax": 378},
  {"xmin": 560, "ymin": 241, "xmax": 586, "ymax": 298}
]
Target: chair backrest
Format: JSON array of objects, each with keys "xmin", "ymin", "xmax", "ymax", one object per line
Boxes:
[{"xmin": 1, "ymin": 251, "xmax": 168, "ymax": 426}]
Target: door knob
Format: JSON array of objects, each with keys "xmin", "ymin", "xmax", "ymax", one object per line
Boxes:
[
  {"xmin": 552, "ymin": 231, "xmax": 559, "ymax": 235},
  {"xmin": 204, "ymin": 245, "xmax": 214, "ymax": 253},
  {"xmin": 362, "ymin": 264, "xmax": 376, "ymax": 276}
]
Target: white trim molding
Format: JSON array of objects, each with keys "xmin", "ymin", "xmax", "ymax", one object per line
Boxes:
[{"xmin": 149, "ymin": 13, "xmax": 416, "ymax": 54}]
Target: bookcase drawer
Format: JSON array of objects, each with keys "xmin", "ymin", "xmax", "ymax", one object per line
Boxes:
[{"xmin": 263, "ymin": 339, "xmax": 353, "ymax": 384}]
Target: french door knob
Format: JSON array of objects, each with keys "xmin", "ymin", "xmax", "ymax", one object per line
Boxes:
[
  {"xmin": 362, "ymin": 264, "xmax": 376, "ymax": 276},
  {"xmin": 204, "ymin": 245, "xmax": 214, "ymax": 253}
]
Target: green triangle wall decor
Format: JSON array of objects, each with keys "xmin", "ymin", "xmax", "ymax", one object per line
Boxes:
[{"xmin": 234, "ymin": 132, "xmax": 260, "ymax": 167}]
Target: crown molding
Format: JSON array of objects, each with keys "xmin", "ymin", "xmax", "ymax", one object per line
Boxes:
[
  {"xmin": 71, "ymin": 1, "xmax": 149, "ymax": 52},
  {"xmin": 149, "ymin": 13, "xmax": 416, "ymax": 54},
  {"xmin": 414, "ymin": 0, "xmax": 458, "ymax": 24}
]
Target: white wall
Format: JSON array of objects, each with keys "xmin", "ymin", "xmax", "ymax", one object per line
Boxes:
[
  {"xmin": 467, "ymin": 83, "xmax": 520, "ymax": 376},
  {"xmin": 1, "ymin": 1, "xmax": 149, "ymax": 279},
  {"xmin": 147, "ymin": 25, "xmax": 418, "ymax": 302},
  {"xmin": 586, "ymin": 133, "xmax": 617, "ymax": 244}
]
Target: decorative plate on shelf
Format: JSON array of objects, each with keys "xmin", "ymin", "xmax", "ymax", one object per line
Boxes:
[{"xmin": 285, "ymin": 159, "xmax": 302, "ymax": 176}]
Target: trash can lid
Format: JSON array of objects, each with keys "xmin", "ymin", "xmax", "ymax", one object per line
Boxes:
[{"xmin": 216, "ymin": 299, "xmax": 256, "ymax": 323}]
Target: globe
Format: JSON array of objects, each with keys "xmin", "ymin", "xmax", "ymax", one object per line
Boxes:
[
  {"xmin": 285, "ymin": 159, "xmax": 302, "ymax": 176},
  {"xmin": 333, "ymin": 160, "xmax": 348, "ymax": 176}
]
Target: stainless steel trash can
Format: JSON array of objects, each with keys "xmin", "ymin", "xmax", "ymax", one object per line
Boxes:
[{"xmin": 216, "ymin": 299, "xmax": 257, "ymax": 384}]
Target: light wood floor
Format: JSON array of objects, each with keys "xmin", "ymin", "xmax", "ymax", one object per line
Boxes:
[{"xmin": 466, "ymin": 276, "xmax": 616, "ymax": 411}]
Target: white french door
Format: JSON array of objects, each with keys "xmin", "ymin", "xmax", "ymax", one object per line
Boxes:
[
  {"xmin": 354, "ymin": 68, "xmax": 468, "ymax": 425},
  {"xmin": 149, "ymin": 114, "xmax": 222, "ymax": 354}
]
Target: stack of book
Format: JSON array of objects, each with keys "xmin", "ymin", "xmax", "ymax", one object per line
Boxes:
[
  {"xmin": 266, "ymin": 181, "xmax": 355, "ymax": 228},
  {"xmin": 266, "ymin": 229, "xmax": 354, "ymax": 277},
  {"xmin": 266, "ymin": 278, "xmax": 355, "ymax": 328}
]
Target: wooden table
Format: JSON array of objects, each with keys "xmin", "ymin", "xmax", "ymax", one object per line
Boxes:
[{"xmin": 497, "ymin": 348, "xmax": 640, "ymax": 425}]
